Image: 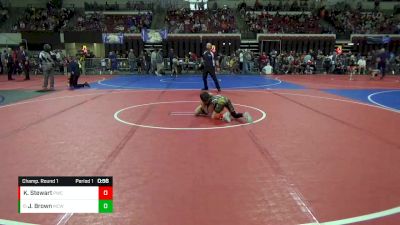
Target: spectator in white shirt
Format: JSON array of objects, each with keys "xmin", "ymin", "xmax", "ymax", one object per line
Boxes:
[
  {"xmin": 261, "ymin": 63, "xmax": 273, "ymax": 75},
  {"xmin": 239, "ymin": 50, "xmax": 244, "ymax": 74},
  {"xmin": 357, "ymin": 56, "xmax": 366, "ymax": 75}
]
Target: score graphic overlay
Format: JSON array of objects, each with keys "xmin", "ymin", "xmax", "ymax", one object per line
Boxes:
[{"xmin": 18, "ymin": 177, "xmax": 113, "ymax": 213}]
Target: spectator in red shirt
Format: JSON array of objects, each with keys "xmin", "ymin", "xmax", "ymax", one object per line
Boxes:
[
  {"xmin": 189, "ymin": 52, "xmax": 198, "ymax": 62},
  {"xmin": 259, "ymin": 52, "xmax": 268, "ymax": 70}
]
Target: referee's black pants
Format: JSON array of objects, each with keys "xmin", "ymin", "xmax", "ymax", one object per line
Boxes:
[
  {"xmin": 202, "ymin": 67, "xmax": 221, "ymax": 91},
  {"xmin": 70, "ymin": 74, "xmax": 85, "ymax": 88}
]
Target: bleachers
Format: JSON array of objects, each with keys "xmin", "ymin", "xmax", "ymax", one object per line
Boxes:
[
  {"xmin": 245, "ymin": 11, "xmax": 321, "ymax": 34},
  {"xmin": 325, "ymin": 10, "xmax": 400, "ymax": 35},
  {"xmin": 71, "ymin": 12, "xmax": 152, "ymax": 32},
  {"xmin": 165, "ymin": 7, "xmax": 237, "ymax": 33},
  {"xmin": 13, "ymin": 6, "xmax": 74, "ymax": 32},
  {"xmin": 0, "ymin": 1, "xmax": 9, "ymax": 25}
]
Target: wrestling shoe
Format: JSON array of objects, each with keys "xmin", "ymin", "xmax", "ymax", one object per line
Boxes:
[
  {"xmin": 243, "ymin": 112, "xmax": 253, "ymax": 123},
  {"xmin": 222, "ymin": 112, "xmax": 231, "ymax": 123}
]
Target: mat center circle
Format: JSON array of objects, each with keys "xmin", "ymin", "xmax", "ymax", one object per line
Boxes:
[{"xmin": 114, "ymin": 101, "xmax": 267, "ymax": 130}]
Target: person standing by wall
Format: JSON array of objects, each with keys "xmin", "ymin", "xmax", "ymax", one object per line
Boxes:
[
  {"xmin": 150, "ymin": 49, "xmax": 157, "ymax": 74},
  {"xmin": 18, "ymin": 46, "xmax": 29, "ymax": 79},
  {"xmin": 79, "ymin": 54, "xmax": 86, "ymax": 75},
  {"xmin": 239, "ymin": 49, "xmax": 244, "ymax": 74},
  {"xmin": 243, "ymin": 50, "xmax": 250, "ymax": 74},
  {"xmin": 357, "ymin": 56, "xmax": 366, "ymax": 75},
  {"xmin": 144, "ymin": 51, "xmax": 151, "ymax": 74},
  {"xmin": 109, "ymin": 51, "xmax": 118, "ymax": 74},
  {"xmin": 168, "ymin": 48, "xmax": 174, "ymax": 71},
  {"xmin": 12, "ymin": 48, "xmax": 20, "ymax": 75},
  {"xmin": 155, "ymin": 49, "xmax": 164, "ymax": 76},
  {"xmin": 39, "ymin": 44, "xmax": 55, "ymax": 90},
  {"xmin": 6, "ymin": 49, "xmax": 14, "ymax": 80},
  {"xmin": 23, "ymin": 56, "xmax": 30, "ymax": 80},
  {"xmin": 128, "ymin": 49, "xmax": 136, "ymax": 73},
  {"xmin": 100, "ymin": 57, "xmax": 107, "ymax": 74},
  {"xmin": 0, "ymin": 49, "xmax": 6, "ymax": 75},
  {"xmin": 63, "ymin": 57, "xmax": 69, "ymax": 75},
  {"xmin": 259, "ymin": 52, "xmax": 268, "ymax": 71},
  {"xmin": 270, "ymin": 49, "xmax": 278, "ymax": 70}
]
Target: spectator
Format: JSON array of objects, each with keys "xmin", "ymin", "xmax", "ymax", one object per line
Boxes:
[
  {"xmin": 239, "ymin": 50, "xmax": 244, "ymax": 73},
  {"xmin": 6, "ymin": 49, "xmax": 14, "ymax": 80},
  {"xmin": 23, "ymin": 55, "xmax": 30, "ymax": 80},
  {"xmin": 228, "ymin": 53, "xmax": 240, "ymax": 74},
  {"xmin": 261, "ymin": 63, "xmax": 273, "ymax": 75},
  {"xmin": 143, "ymin": 51, "xmax": 151, "ymax": 74},
  {"xmin": 188, "ymin": 52, "xmax": 198, "ymax": 62},
  {"xmin": 150, "ymin": 50, "xmax": 157, "ymax": 74},
  {"xmin": 79, "ymin": 54, "xmax": 86, "ymax": 75},
  {"xmin": 39, "ymin": 44, "xmax": 55, "ymax": 90},
  {"xmin": 0, "ymin": 49, "xmax": 6, "ymax": 74},
  {"xmin": 243, "ymin": 50, "xmax": 252, "ymax": 74},
  {"xmin": 128, "ymin": 49, "xmax": 136, "ymax": 72},
  {"xmin": 100, "ymin": 58, "xmax": 107, "ymax": 74},
  {"xmin": 109, "ymin": 51, "xmax": 117, "ymax": 74},
  {"xmin": 259, "ymin": 52, "xmax": 268, "ymax": 70},
  {"xmin": 168, "ymin": 48, "xmax": 174, "ymax": 71},
  {"xmin": 63, "ymin": 57, "xmax": 69, "ymax": 75},
  {"xmin": 155, "ymin": 49, "xmax": 164, "ymax": 76},
  {"xmin": 270, "ymin": 49, "xmax": 278, "ymax": 70},
  {"xmin": 323, "ymin": 55, "xmax": 332, "ymax": 74}
]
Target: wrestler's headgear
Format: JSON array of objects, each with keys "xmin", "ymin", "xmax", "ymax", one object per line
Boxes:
[{"xmin": 200, "ymin": 91, "xmax": 211, "ymax": 103}]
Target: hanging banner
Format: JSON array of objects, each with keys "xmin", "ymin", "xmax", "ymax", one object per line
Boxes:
[{"xmin": 141, "ymin": 28, "xmax": 168, "ymax": 43}]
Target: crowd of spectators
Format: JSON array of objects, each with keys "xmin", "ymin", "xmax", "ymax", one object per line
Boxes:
[
  {"xmin": 72, "ymin": 12, "xmax": 152, "ymax": 32},
  {"xmin": 12, "ymin": 3, "xmax": 74, "ymax": 32},
  {"xmin": 319, "ymin": 2, "xmax": 400, "ymax": 35},
  {"xmin": 73, "ymin": 12, "xmax": 105, "ymax": 31},
  {"xmin": 94, "ymin": 47, "xmax": 400, "ymax": 77},
  {"xmin": 125, "ymin": 1, "xmax": 153, "ymax": 11},
  {"xmin": 238, "ymin": 0, "xmax": 317, "ymax": 12},
  {"xmin": 245, "ymin": 11, "xmax": 321, "ymax": 34},
  {"xmin": 84, "ymin": 1, "xmax": 119, "ymax": 11},
  {"xmin": 165, "ymin": 7, "xmax": 237, "ymax": 33},
  {"xmin": 84, "ymin": 1, "xmax": 153, "ymax": 11},
  {"xmin": 0, "ymin": 1, "xmax": 9, "ymax": 24},
  {"xmin": 242, "ymin": 1, "xmax": 399, "ymax": 35},
  {"xmin": 252, "ymin": 48, "xmax": 400, "ymax": 76},
  {"xmin": 323, "ymin": 8, "xmax": 400, "ymax": 34}
]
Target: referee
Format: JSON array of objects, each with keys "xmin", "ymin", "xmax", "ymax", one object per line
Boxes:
[{"xmin": 202, "ymin": 43, "xmax": 221, "ymax": 92}]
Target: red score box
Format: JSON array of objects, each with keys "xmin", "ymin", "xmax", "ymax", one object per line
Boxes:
[{"xmin": 99, "ymin": 186, "xmax": 113, "ymax": 200}]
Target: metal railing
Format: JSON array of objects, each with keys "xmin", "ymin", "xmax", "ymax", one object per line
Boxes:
[{"xmin": 84, "ymin": 58, "xmax": 131, "ymax": 74}]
